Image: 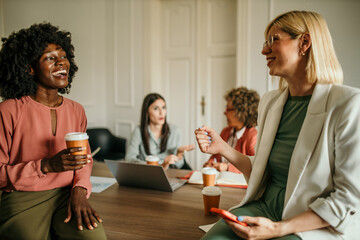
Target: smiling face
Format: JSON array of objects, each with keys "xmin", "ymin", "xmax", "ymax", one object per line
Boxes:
[
  {"xmin": 148, "ymin": 98, "xmax": 167, "ymax": 126},
  {"xmin": 261, "ymin": 26, "xmax": 302, "ymax": 79},
  {"xmin": 31, "ymin": 43, "xmax": 70, "ymax": 91}
]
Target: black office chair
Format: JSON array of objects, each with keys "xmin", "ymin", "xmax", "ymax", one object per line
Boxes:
[
  {"xmin": 181, "ymin": 157, "xmax": 192, "ymax": 170},
  {"xmin": 86, "ymin": 128, "xmax": 126, "ymax": 161}
]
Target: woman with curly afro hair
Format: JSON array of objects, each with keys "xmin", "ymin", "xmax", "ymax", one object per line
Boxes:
[
  {"xmin": 203, "ymin": 87, "xmax": 259, "ymax": 172},
  {"xmin": 0, "ymin": 23, "xmax": 107, "ymax": 239}
]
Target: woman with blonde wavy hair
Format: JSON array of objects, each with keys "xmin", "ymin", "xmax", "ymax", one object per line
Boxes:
[{"xmin": 195, "ymin": 10, "xmax": 360, "ymax": 239}]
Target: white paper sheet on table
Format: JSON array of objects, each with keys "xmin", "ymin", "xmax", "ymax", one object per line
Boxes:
[
  {"xmin": 90, "ymin": 176, "xmax": 117, "ymax": 193},
  {"xmin": 199, "ymin": 223, "xmax": 215, "ymax": 232}
]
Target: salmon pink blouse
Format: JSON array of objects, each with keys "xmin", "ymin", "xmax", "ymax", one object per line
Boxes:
[{"xmin": 0, "ymin": 96, "xmax": 92, "ymax": 198}]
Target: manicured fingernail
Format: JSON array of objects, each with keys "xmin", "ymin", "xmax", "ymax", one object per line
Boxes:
[
  {"xmin": 99, "ymin": 218, "xmax": 103, "ymax": 223},
  {"xmin": 205, "ymin": 132, "xmax": 208, "ymax": 135},
  {"xmin": 87, "ymin": 160, "xmax": 91, "ymax": 164},
  {"xmin": 208, "ymin": 136, "xmax": 211, "ymax": 139},
  {"xmin": 87, "ymin": 154, "xmax": 91, "ymax": 158},
  {"xmin": 94, "ymin": 222, "xmax": 98, "ymax": 228},
  {"xmin": 237, "ymin": 216, "xmax": 244, "ymax": 221},
  {"xmin": 89, "ymin": 225, "xmax": 93, "ymax": 230},
  {"xmin": 79, "ymin": 226, "xmax": 83, "ymax": 231}
]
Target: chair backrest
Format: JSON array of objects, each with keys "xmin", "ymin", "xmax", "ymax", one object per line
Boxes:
[
  {"xmin": 86, "ymin": 128, "xmax": 126, "ymax": 161},
  {"xmin": 87, "ymin": 128, "xmax": 113, "ymax": 154}
]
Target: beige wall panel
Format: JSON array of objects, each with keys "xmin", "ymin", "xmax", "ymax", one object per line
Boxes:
[
  {"xmin": 209, "ymin": 56, "xmax": 236, "ymax": 133},
  {"xmin": 165, "ymin": 59, "xmax": 192, "ymax": 143},
  {"xmin": 113, "ymin": 0, "xmax": 134, "ymax": 107},
  {"xmin": 208, "ymin": 0, "xmax": 237, "ymax": 45}
]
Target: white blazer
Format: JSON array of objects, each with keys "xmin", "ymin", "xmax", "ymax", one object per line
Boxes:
[{"xmin": 230, "ymin": 84, "xmax": 360, "ymax": 239}]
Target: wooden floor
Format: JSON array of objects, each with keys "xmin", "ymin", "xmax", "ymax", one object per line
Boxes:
[{"xmin": 89, "ymin": 161, "xmax": 246, "ymax": 240}]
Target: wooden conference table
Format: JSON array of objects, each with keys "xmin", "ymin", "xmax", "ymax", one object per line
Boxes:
[{"xmin": 89, "ymin": 161, "xmax": 246, "ymax": 240}]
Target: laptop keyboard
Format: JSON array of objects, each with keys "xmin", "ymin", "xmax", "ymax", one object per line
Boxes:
[{"xmin": 169, "ymin": 178, "xmax": 185, "ymax": 189}]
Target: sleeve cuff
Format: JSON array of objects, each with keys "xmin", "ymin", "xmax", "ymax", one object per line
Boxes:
[
  {"xmin": 36, "ymin": 160, "xmax": 47, "ymax": 178},
  {"xmin": 309, "ymin": 198, "xmax": 355, "ymax": 233}
]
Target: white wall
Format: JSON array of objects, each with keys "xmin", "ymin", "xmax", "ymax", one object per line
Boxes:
[{"xmin": 241, "ymin": 0, "xmax": 360, "ymax": 97}]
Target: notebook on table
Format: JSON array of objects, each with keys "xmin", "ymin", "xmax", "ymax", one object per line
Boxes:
[{"xmin": 104, "ymin": 160, "xmax": 187, "ymax": 192}]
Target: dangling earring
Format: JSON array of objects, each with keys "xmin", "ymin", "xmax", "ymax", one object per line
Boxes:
[{"xmin": 300, "ymin": 50, "xmax": 305, "ymax": 56}]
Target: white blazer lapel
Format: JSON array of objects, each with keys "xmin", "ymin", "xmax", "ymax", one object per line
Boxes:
[
  {"xmin": 244, "ymin": 89, "xmax": 289, "ymax": 202},
  {"xmin": 284, "ymin": 84, "xmax": 332, "ymax": 207}
]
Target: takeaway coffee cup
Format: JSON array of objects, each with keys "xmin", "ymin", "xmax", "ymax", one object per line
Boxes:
[
  {"xmin": 64, "ymin": 132, "xmax": 89, "ymax": 155},
  {"xmin": 202, "ymin": 167, "xmax": 217, "ymax": 187},
  {"xmin": 202, "ymin": 186, "xmax": 222, "ymax": 215},
  {"xmin": 146, "ymin": 155, "xmax": 159, "ymax": 165}
]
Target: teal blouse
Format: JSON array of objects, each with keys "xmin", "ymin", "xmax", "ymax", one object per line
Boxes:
[{"xmin": 125, "ymin": 124, "xmax": 184, "ymax": 169}]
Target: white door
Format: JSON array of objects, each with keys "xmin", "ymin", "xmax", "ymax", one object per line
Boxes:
[{"xmin": 144, "ymin": 0, "xmax": 237, "ymax": 169}]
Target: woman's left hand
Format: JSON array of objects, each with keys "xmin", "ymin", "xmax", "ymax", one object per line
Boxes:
[
  {"xmin": 65, "ymin": 187, "xmax": 102, "ymax": 231},
  {"xmin": 176, "ymin": 144, "xmax": 195, "ymax": 159},
  {"xmin": 225, "ymin": 215, "xmax": 281, "ymax": 240}
]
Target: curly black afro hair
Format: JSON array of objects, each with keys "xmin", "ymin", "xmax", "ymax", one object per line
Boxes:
[{"xmin": 0, "ymin": 22, "xmax": 78, "ymax": 100}]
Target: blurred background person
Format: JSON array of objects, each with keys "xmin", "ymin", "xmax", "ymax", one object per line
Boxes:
[
  {"xmin": 203, "ymin": 87, "xmax": 259, "ymax": 172},
  {"xmin": 126, "ymin": 93, "xmax": 194, "ymax": 170}
]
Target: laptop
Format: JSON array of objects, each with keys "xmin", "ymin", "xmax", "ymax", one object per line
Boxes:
[{"xmin": 104, "ymin": 159, "xmax": 187, "ymax": 192}]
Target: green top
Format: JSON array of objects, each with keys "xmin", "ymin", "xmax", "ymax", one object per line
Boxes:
[
  {"xmin": 201, "ymin": 95, "xmax": 312, "ymax": 239},
  {"xmin": 268, "ymin": 95, "xmax": 311, "ymax": 188}
]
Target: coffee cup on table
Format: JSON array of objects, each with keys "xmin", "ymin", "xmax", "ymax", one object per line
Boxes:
[
  {"xmin": 202, "ymin": 186, "xmax": 222, "ymax": 215},
  {"xmin": 146, "ymin": 155, "xmax": 159, "ymax": 165},
  {"xmin": 201, "ymin": 167, "xmax": 217, "ymax": 187},
  {"xmin": 64, "ymin": 132, "xmax": 89, "ymax": 155}
]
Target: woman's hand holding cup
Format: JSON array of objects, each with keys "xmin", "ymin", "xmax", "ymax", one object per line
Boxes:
[
  {"xmin": 41, "ymin": 132, "xmax": 91, "ymax": 173},
  {"xmin": 41, "ymin": 147, "xmax": 91, "ymax": 173}
]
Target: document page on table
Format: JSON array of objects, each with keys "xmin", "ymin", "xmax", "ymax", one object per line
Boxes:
[
  {"xmin": 90, "ymin": 176, "xmax": 117, "ymax": 193},
  {"xmin": 216, "ymin": 171, "xmax": 247, "ymax": 185}
]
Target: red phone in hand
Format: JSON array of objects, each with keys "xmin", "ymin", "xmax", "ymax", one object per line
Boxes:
[{"xmin": 210, "ymin": 207, "xmax": 248, "ymax": 226}]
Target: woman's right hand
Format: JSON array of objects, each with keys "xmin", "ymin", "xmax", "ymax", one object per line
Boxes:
[
  {"xmin": 41, "ymin": 147, "xmax": 91, "ymax": 173},
  {"xmin": 194, "ymin": 126, "xmax": 227, "ymax": 155},
  {"xmin": 162, "ymin": 154, "xmax": 179, "ymax": 170}
]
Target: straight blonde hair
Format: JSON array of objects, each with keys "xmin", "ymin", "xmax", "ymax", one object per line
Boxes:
[{"xmin": 265, "ymin": 11, "xmax": 343, "ymax": 90}]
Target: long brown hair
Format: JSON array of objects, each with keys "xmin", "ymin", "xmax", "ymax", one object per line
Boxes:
[{"xmin": 140, "ymin": 93, "xmax": 170, "ymax": 155}]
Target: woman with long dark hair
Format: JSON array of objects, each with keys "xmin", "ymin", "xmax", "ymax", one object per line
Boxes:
[{"xmin": 126, "ymin": 93, "xmax": 194, "ymax": 169}]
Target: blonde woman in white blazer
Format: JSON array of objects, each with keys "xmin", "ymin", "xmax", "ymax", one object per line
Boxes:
[{"xmin": 195, "ymin": 11, "xmax": 360, "ymax": 240}]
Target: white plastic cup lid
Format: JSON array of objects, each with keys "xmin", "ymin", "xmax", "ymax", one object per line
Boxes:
[
  {"xmin": 146, "ymin": 155, "xmax": 159, "ymax": 162},
  {"xmin": 201, "ymin": 167, "xmax": 218, "ymax": 175},
  {"xmin": 202, "ymin": 186, "xmax": 222, "ymax": 196},
  {"xmin": 64, "ymin": 132, "xmax": 89, "ymax": 141}
]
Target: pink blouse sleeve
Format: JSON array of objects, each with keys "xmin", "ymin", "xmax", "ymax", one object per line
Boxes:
[
  {"xmin": 0, "ymin": 109, "xmax": 46, "ymax": 190},
  {"xmin": 72, "ymin": 107, "xmax": 93, "ymax": 198}
]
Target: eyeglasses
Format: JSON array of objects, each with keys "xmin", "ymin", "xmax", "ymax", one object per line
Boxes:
[
  {"xmin": 225, "ymin": 108, "xmax": 235, "ymax": 112},
  {"xmin": 263, "ymin": 34, "xmax": 278, "ymax": 49}
]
